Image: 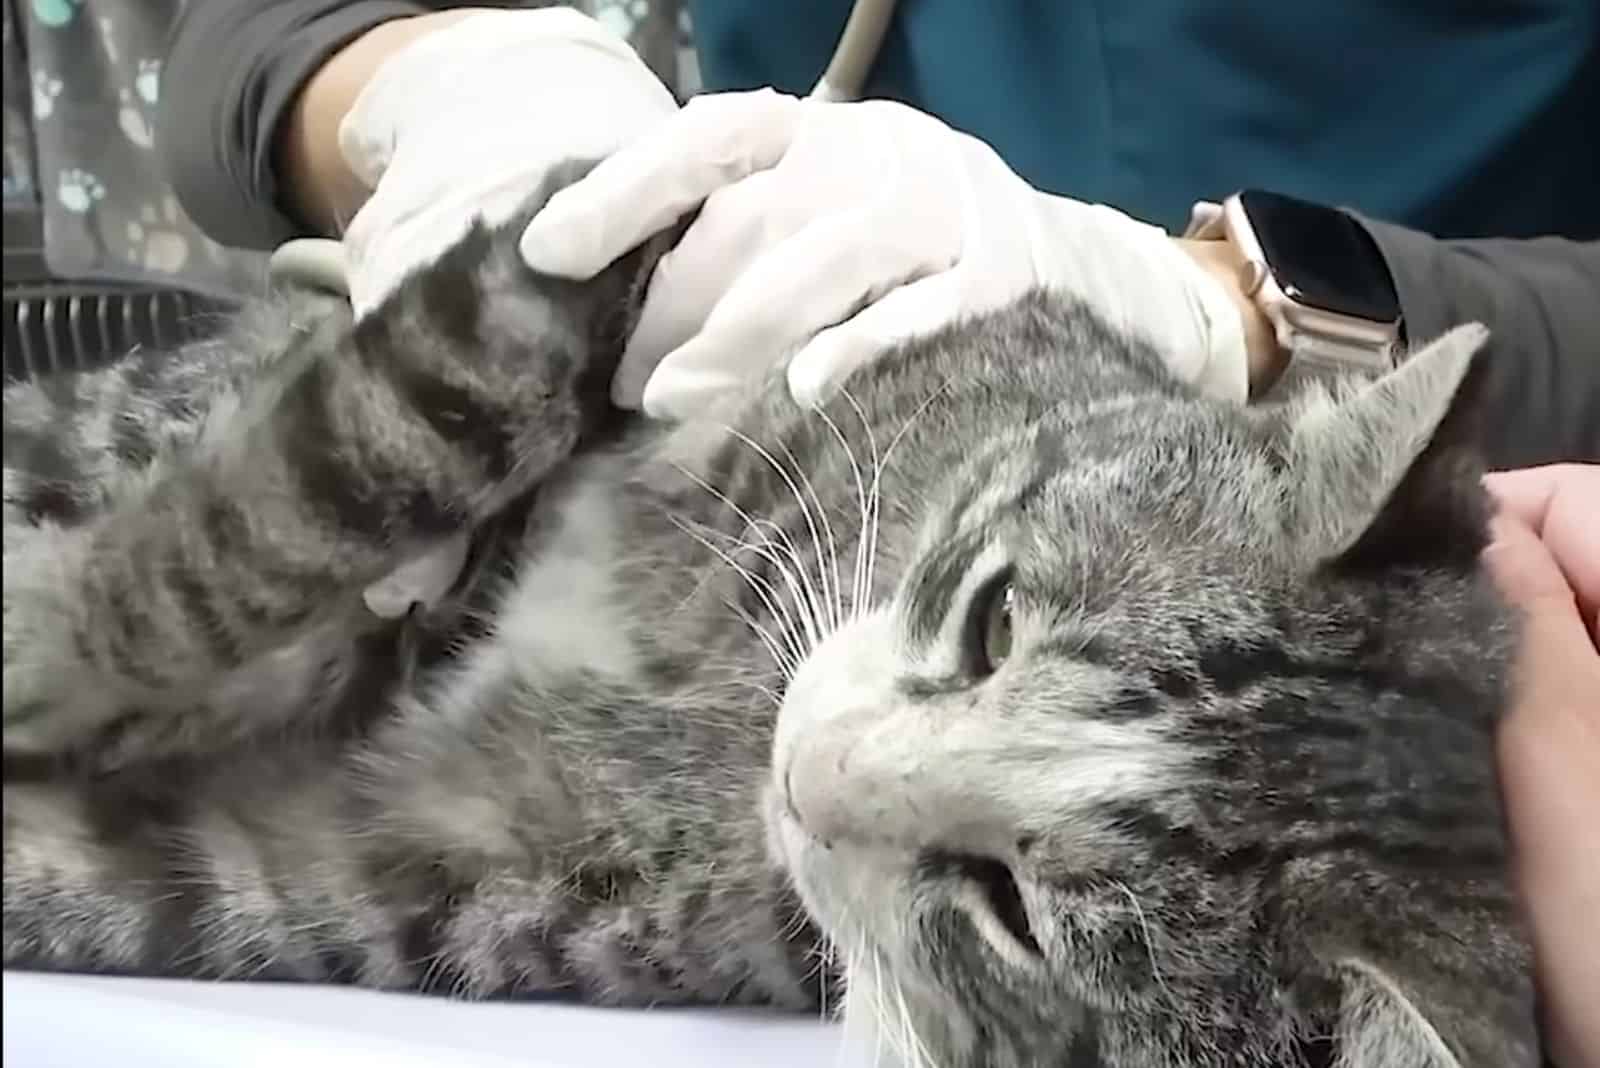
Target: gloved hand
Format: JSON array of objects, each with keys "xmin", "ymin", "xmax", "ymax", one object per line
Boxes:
[
  {"xmin": 339, "ymin": 7, "xmax": 678, "ymax": 319},
  {"xmin": 519, "ymin": 89, "xmax": 1249, "ymax": 418}
]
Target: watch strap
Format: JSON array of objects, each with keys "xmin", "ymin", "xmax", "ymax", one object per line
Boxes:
[{"xmin": 1185, "ymin": 196, "xmax": 1399, "ymax": 396}]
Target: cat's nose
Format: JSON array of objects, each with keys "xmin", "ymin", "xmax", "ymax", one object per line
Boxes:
[{"xmin": 781, "ymin": 707, "xmax": 1009, "ymax": 854}]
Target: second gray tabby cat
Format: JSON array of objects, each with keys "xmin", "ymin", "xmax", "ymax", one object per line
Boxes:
[{"xmin": 2, "ymin": 160, "xmax": 1537, "ymax": 1067}]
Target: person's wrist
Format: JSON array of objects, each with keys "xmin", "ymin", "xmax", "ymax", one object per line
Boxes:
[
  {"xmin": 1173, "ymin": 237, "xmax": 1288, "ymax": 397},
  {"xmin": 277, "ymin": 9, "xmax": 489, "ymax": 235}
]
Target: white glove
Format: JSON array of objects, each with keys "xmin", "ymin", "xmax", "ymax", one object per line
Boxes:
[
  {"xmin": 519, "ymin": 89, "xmax": 1250, "ymax": 418},
  {"xmin": 339, "ymin": 7, "xmax": 679, "ymax": 319}
]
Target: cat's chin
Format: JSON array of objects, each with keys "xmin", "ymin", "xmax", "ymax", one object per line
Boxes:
[
  {"xmin": 764, "ymin": 784, "xmax": 905, "ymax": 954},
  {"xmin": 764, "ymin": 786, "xmax": 1046, "ymax": 982}
]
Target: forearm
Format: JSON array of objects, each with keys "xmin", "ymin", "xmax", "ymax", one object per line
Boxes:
[
  {"xmin": 1357, "ymin": 221, "xmax": 1600, "ymax": 469},
  {"xmin": 160, "ymin": 1, "xmax": 531, "ymax": 248},
  {"xmin": 1173, "ymin": 237, "xmax": 1287, "ymax": 395},
  {"xmin": 1177, "ymin": 221, "xmax": 1599, "ymax": 468},
  {"xmin": 160, "ymin": 0, "xmax": 429, "ymax": 248},
  {"xmin": 277, "ymin": 8, "xmax": 495, "ymax": 235}
]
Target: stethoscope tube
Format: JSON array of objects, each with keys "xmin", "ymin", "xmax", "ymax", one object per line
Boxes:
[
  {"xmin": 268, "ymin": 0, "xmax": 895, "ymax": 296},
  {"xmin": 810, "ymin": 0, "xmax": 896, "ymax": 101}
]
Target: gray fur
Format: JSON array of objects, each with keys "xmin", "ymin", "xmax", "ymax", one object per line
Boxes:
[{"xmin": 3, "ymin": 164, "xmax": 1536, "ymax": 1067}]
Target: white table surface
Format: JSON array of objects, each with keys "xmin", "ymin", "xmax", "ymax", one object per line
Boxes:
[{"xmin": 3, "ymin": 971, "xmax": 854, "ymax": 1068}]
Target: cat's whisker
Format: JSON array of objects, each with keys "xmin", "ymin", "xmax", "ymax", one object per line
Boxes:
[
  {"xmin": 838, "ymin": 389, "xmax": 885, "ymax": 617},
  {"xmin": 889, "ymin": 965, "xmax": 939, "ymax": 1068},
  {"xmin": 1110, "ymin": 878, "xmax": 1177, "ymax": 1009},
  {"xmin": 867, "ymin": 378, "xmax": 956, "ymax": 616},
  {"xmin": 736, "ymin": 511, "xmax": 825, "ymax": 620},
  {"xmin": 730, "ymin": 603, "xmax": 800, "ymax": 682},
  {"xmin": 671, "ymin": 459, "xmax": 823, "ymax": 661},
  {"xmin": 691, "ymin": 555, "xmax": 803, "ymax": 673},
  {"xmin": 867, "ymin": 948, "xmax": 892, "ymax": 1068},
  {"xmin": 776, "ymin": 436, "xmax": 844, "ymax": 636},
  {"xmin": 816, "ymin": 941, "xmax": 835, "ymax": 1023},
  {"xmin": 688, "ymin": 515, "xmax": 814, "ymax": 616},
  {"xmin": 807, "ymin": 404, "xmax": 872, "ymax": 621},
  {"xmin": 669, "ymin": 516, "xmax": 806, "ymax": 676},
  {"xmin": 746, "ymin": 680, "xmax": 785, "ymax": 710},
  {"xmin": 669, "ymin": 461, "xmax": 811, "ymax": 581},
  {"xmin": 665, "ymin": 463, "xmax": 815, "ymax": 647},
  {"xmin": 820, "ymin": 905, "xmax": 855, "ymax": 1031},
  {"xmin": 683, "ymin": 521, "xmax": 817, "ymax": 678},
  {"xmin": 722, "ymin": 428, "xmax": 833, "ymax": 653}
]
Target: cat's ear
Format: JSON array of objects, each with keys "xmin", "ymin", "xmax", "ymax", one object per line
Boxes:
[
  {"xmin": 1310, "ymin": 959, "xmax": 1466, "ymax": 1068},
  {"xmin": 1281, "ymin": 323, "xmax": 1493, "ymax": 568}
]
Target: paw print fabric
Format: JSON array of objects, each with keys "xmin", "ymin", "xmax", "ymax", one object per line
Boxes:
[
  {"xmin": 585, "ymin": 0, "xmax": 700, "ymax": 100},
  {"xmin": 2, "ymin": 0, "xmax": 39, "ymax": 205},
  {"xmin": 8, "ymin": 0, "xmax": 265, "ymax": 297},
  {"xmin": 5, "ymin": 0, "xmax": 698, "ymax": 297}
]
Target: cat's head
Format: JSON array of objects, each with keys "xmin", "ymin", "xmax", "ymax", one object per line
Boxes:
[{"xmin": 766, "ymin": 323, "xmax": 1538, "ymax": 1067}]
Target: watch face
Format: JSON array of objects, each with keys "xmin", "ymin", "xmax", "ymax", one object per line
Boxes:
[{"xmin": 1239, "ymin": 190, "xmax": 1401, "ymax": 323}]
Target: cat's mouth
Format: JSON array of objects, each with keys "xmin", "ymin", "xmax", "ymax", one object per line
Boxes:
[{"xmin": 923, "ymin": 851, "xmax": 1044, "ymax": 962}]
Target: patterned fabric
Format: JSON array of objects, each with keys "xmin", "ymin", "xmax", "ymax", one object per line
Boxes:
[
  {"xmin": 7, "ymin": 0, "xmax": 264, "ymax": 297},
  {"xmin": 588, "ymin": 0, "xmax": 699, "ymax": 101},
  {"xmin": 2, "ymin": 0, "xmax": 37, "ymax": 211},
  {"xmin": 1, "ymin": 0, "xmax": 700, "ymax": 299}
]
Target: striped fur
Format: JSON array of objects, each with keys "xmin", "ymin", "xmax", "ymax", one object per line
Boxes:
[{"xmin": 3, "ymin": 162, "xmax": 1536, "ymax": 1066}]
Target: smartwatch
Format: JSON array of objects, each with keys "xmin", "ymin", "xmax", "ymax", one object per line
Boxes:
[{"xmin": 1184, "ymin": 190, "xmax": 1404, "ymax": 385}]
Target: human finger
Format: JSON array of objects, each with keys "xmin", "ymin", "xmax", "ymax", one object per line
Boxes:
[
  {"xmin": 639, "ymin": 208, "xmax": 948, "ymax": 418},
  {"xmin": 519, "ymin": 89, "xmax": 802, "ymax": 279},
  {"xmin": 611, "ymin": 170, "xmax": 789, "ymax": 408},
  {"xmin": 785, "ymin": 270, "xmax": 967, "ymax": 408},
  {"xmin": 1485, "ymin": 465, "xmax": 1600, "ymax": 643}
]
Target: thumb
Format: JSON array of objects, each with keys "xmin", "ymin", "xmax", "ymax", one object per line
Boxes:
[
  {"xmin": 786, "ymin": 271, "xmax": 966, "ymax": 409},
  {"xmin": 1487, "ymin": 514, "xmax": 1600, "ymax": 1068},
  {"xmin": 1485, "ymin": 515, "xmax": 1593, "ymax": 647},
  {"xmin": 520, "ymin": 89, "xmax": 802, "ymax": 280}
]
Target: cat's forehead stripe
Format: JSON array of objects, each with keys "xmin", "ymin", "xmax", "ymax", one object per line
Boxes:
[
  {"xmin": 902, "ymin": 428, "xmax": 1083, "ymax": 648},
  {"xmin": 902, "ymin": 527, "xmax": 991, "ymax": 646}
]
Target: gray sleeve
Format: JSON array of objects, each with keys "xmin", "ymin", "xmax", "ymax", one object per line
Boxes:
[
  {"xmin": 1358, "ymin": 218, "xmax": 1600, "ymax": 468},
  {"xmin": 159, "ymin": 0, "xmax": 432, "ymax": 251}
]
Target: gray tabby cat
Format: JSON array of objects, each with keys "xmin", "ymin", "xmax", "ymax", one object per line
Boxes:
[{"xmin": 2, "ymin": 161, "xmax": 1539, "ymax": 1068}]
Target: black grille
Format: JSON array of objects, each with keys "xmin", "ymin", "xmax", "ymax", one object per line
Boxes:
[{"xmin": 3, "ymin": 282, "xmax": 225, "ymax": 382}]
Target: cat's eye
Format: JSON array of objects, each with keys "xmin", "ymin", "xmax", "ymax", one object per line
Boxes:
[{"xmin": 967, "ymin": 575, "xmax": 1014, "ymax": 677}]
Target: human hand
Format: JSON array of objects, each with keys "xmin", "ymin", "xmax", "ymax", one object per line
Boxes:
[
  {"xmin": 338, "ymin": 7, "xmax": 677, "ymax": 318},
  {"xmin": 1484, "ymin": 463, "xmax": 1600, "ymax": 1068},
  {"xmin": 518, "ymin": 90, "xmax": 1249, "ymax": 419}
]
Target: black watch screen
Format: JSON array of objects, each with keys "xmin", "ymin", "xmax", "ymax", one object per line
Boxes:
[{"xmin": 1239, "ymin": 189, "xmax": 1401, "ymax": 324}]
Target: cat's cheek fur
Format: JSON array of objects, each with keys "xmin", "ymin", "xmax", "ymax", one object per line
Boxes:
[
  {"xmin": 768, "ymin": 607, "xmax": 1190, "ymax": 1013},
  {"xmin": 774, "ymin": 610, "xmax": 1185, "ymax": 851}
]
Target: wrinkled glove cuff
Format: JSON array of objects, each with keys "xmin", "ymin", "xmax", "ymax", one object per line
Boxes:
[{"xmin": 338, "ymin": 7, "xmax": 671, "ymax": 186}]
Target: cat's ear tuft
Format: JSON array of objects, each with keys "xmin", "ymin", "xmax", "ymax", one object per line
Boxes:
[{"xmin": 1282, "ymin": 323, "xmax": 1494, "ymax": 570}]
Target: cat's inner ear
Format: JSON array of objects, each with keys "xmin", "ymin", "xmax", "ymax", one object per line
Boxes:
[
  {"xmin": 1317, "ymin": 959, "xmax": 1465, "ymax": 1068},
  {"xmin": 1281, "ymin": 323, "xmax": 1493, "ymax": 569}
]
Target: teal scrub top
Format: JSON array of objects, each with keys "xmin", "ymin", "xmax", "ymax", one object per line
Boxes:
[{"xmin": 685, "ymin": 1, "xmax": 1600, "ymax": 240}]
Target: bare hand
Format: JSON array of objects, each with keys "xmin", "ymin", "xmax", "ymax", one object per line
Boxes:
[{"xmin": 1484, "ymin": 463, "xmax": 1600, "ymax": 1068}]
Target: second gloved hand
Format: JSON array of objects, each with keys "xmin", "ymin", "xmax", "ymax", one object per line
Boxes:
[
  {"xmin": 339, "ymin": 7, "xmax": 678, "ymax": 319},
  {"xmin": 519, "ymin": 89, "xmax": 1250, "ymax": 418}
]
